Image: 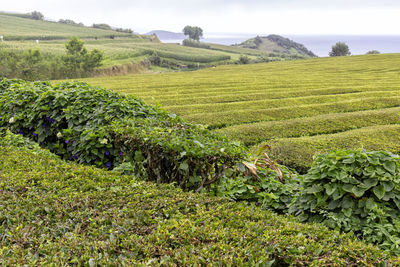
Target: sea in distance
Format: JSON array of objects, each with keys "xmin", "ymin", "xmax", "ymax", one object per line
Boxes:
[{"xmin": 161, "ymin": 33, "xmax": 400, "ymax": 57}]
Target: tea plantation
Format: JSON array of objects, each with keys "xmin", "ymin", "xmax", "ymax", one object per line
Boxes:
[
  {"xmin": 1, "ymin": 132, "xmax": 398, "ymax": 265},
  {"xmin": 81, "ymin": 53, "xmax": 400, "ymax": 171},
  {"xmin": 3, "ymin": 79, "xmax": 400, "ymax": 263}
]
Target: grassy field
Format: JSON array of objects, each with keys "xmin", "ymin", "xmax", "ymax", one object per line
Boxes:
[
  {"xmin": 80, "ymin": 53, "xmax": 400, "ymax": 171},
  {"xmin": 0, "ymin": 14, "xmax": 134, "ymax": 40}
]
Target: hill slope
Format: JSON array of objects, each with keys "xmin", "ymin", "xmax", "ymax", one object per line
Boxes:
[
  {"xmin": 81, "ymin": 53, "xmax": 400, "ymax": 171},
  {"xmin": 236, "ymin": 34, "xmax": 317, "ymax": 57},
  {"xmin": 0, "ymin": 13, "xmax": 135, "ymax": 40}
]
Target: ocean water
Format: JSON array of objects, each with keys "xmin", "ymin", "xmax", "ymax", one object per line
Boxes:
[{"xmin": 162, "ymin": 34, "xmax": 400, "ymax": 57}]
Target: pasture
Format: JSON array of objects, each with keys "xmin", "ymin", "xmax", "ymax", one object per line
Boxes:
[{"xmin": 81, "ymin": 54, "xmax": 400, "ymax": 170}]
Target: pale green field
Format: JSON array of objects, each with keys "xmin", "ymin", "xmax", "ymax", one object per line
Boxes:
[
  {"xmin": 80, "ymin": 54, "xmax": 400, "ymax": 170},
  {"xmin": 0, "ymin": 14, "xmax": 133, "ymax": 39}
]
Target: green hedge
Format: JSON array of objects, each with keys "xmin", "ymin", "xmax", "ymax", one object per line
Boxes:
[
  {"xmin": 0, "ymin": 142, "xmax": 397, "ymax": 265},
  {"xmin": 183, "ymin": 96, "xmax": 400, "ymax": 128},
  {"xmin": 0, "ymin": 78, "xmax": 244, "ymax": 191},
  {"xmin": 268, "ymin": 124, "xmax": 400, "ymax": 172},
  {"xmin": 218, "ymin": 107, "xmax": 400, "ymax": 145}
]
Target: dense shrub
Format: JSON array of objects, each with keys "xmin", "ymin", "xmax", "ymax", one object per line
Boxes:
[
  {"xmin": 214, "ymin": 146, "xmax": 302, "ymax": 213},
  {"xmin": 290, "ymin": 149, "xmax": 400, "ymax": 253},
  {"xmin": 0, "ymin": 140, "xmax": 397, "ymax": 265},
  {"xmin": 0, "ymin": 79, "xmax": 244, "ymax": 191}
]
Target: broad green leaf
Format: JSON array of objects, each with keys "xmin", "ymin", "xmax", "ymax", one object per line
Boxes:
[
  {"xmin": 361, "ymin": 178, "xmax": 378, "ymax": 190},
  {"xmin": 342, "ymin": 184, "xmax": 354, "ymax": 193},
  {"xmin": 332, "ymin": 189, "xmax": 344, "ymax": 200},
  {"xmin": 365, "ymin": 198, "xmax": 377, "ymax": 210},
  {"xmin": 382, "ymin": 181, "xmax": 395, "ymax": 192},
  {"xmin": 342, "ymin": 157, "xmax": 355, "ymax": 164},
  {"xmin": 342, "ymin": 208, "xmax": 352, "ymax": 218},
  {"xmin": 383, "ymin": 161, "xmax": 396, "ymax": 174},
  {"xmin": 328, "ymin": 199, "xmax": 340, "ymax": 210},
  {"xmin": 352, "ymin": 186, "xmax": 366, "ymax": 198},
  {"xmin": 341, "ymin": 197, "xmax": 354, "ymax": 209},
  {"xmin": 373, "ymin": 184, "xmax": 385, "ymax": 200},
  {"xmin": 306, "ymin": 184, "xmax": 323, "ymax": 194},
  {"xmin": 324, "ymin": 183, "xmax": 337, "ymax": 196}
]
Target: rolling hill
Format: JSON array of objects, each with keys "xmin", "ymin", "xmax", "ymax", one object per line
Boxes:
[
  {"xmin": 80, "ymin": 53, "xmax": 400, "ymax": 171},
  {"xmin": 0, "ymin": 12, "xmax": 313, "ymax": 75},
  {"xmin": 236, "ymin": 34, "xmax": 317, "ymax": 57}
]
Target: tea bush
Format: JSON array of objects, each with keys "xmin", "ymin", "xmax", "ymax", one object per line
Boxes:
[
  {"xmin": 0, "ymin": 140, "xmax": 397, "ymax": 265},
  {"xmin": 0, "ymin": 78, "xmax": 244, "ymax": 191},
  {"xmin": 290, "ymin": 149, "xmax": 400, "ymax": 253}
]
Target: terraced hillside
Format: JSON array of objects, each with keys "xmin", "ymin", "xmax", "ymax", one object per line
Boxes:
[{"xmin": 82, "ymin": 54, "xmax": 400, "ymax": 171}]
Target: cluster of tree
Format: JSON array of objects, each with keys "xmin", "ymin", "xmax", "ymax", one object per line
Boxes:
[
  {"xmin": 0, "ymin": 37, "xmax": 103, "ymax": 81},
  {"xmin": 183, "ymin": 25, "xmax": 203, "ymax": 41},
  {"xmin": 92, "ymin": 23, "xmax": 113, "ymax": 30},
  {"xmin": 58, "ymin": 19, "xmax": 84, "ymax": 27},
  {"xmin": 366, "ymin": 50, "xmax": 380, "ymax": 55},
  {"xmin": 92, "ymin": 24, "xmax": 133, "ymax": 34},
  {"xmin": 115, "ymin": 28, "xmax": 133, "ymax": 34},
  {"xmin": 28, "ymin": 11, "xmax": 44, "ymax": 20}
]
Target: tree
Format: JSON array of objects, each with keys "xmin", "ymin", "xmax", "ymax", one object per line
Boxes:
[
  {"xmin": 62, "ymin": 37, "xmax": 103, "ymax": 77},
  {"xmin": 329, "ymin": 42, "xmax": 351, "ymax": 57},
  {"xmin": 29, "ymin": 11, "xmax": 44, "ymax": 20},
  {"xmin": 183, "ymin": 26, "xmax": 203, "ymax": 41}
]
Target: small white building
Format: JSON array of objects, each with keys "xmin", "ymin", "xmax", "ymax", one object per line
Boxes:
[
  {"xmin": 36, "ymin": 39, "xmax": 40, "ymax": 44},
  {"xmin": 0, "ymin": 36, "xmax": 3, "ymax": 42}
]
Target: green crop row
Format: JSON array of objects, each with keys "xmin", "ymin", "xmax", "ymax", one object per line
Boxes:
[
  {"xmin": 267, "ymin": 124, "xmax": 400, "ymax": 172},
  {"xmin": 217, "ymin": 107, "xmax": 400, "ymax": 145},
  {"xmin": 0, "ymin": 142, "xmax": 397, "ymax": 265},
  {"xmin": 183, "ymin": 96, "xmax": 400, "ymax": 127},
  {"xmin": 167, "ymin": 91, "xmax": 400, "ymax": 115}
]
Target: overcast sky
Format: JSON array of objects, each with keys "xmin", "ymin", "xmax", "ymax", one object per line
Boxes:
[{"xmin": 2, "ymin": 0, "xmax": 400, "ymax": 35}]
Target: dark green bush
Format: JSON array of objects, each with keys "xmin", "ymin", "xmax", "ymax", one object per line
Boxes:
[
  {"xmin": 182, "ymin": 39, "xmax": 211, "ymax": 49},
  {"xmin": 214, "ymin": 146, "xmax": 302, "ymax": 212},
  {"xmin": 0, "ymin": 141, "xmax": 397, "ymax": 265},
  {"xmin": 0, "ymin": 78, "xmax": 244, "ymax": 191},
  {"xmin": 290, "ymin": 149, "xmax": 400, "ymax": 253}
]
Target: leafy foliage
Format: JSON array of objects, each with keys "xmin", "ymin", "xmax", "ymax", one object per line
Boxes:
[
  {"xmin": 214, "ymin": 146, "xmax": 302, "ymax": 212},
  {"xmin": 290, "ymin": 149, "xmax": 400, "ymax": 252},
  {"xmin": 0, "ymin": 78, "xmax": 244, "ymax": 191}
]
